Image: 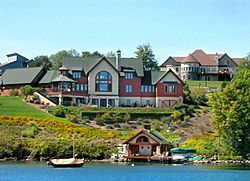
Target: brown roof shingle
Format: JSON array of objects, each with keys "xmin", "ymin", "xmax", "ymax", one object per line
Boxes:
[
  {"xmin": 233, "ymin": 58, "xmax": 244, "ymax": 65},
  {"xmin": 172, "ymin": 57, "xmax": 185, "ymax": 62},
  {"xmin": 191, "ymin": 49, "xmax": 217, "ymax": 66},
  {"xmin": 182, "ymin": 54, "xmax": 199, "ymax": 63}
]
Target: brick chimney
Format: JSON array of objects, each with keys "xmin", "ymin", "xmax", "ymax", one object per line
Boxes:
[
  {"xmin": 116, "ymin": 50, "xmax": 121, "ymax": 70},
  {"xmin": 143, "ymin": 124, "xmax": 151, "ymax": 132}
]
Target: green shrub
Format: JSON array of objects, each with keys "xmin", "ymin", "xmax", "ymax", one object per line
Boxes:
[
  {"xmin": 9, "ymin": 89, "xmax": 19, "ymax": 96},
  {"xmin": 130, "ymin": 125, "xmax": 137, "ymax": 129},
  {"xmin": 99, "ymin": 112, "xmax": 125, "ymax": 124},
  {"xmin": 171, "ymin": 110, "xmax": 182, "ymax": 121},
  {"xmin": 136, "ymin": 118, "xmax": 143, "ymax": 123},
  {"xmin": 123, "ymin": 113, "xmax": 131, "ymax": 122},
  {"xmin": 183, "ymin": 115, "xmax": 190, "ymax": 122},
  {"xmin": 114, "ymin": 123, "xmax": 121, "ymax": 128},
  {"xmin": 181, "ymin": 134, "xmax": 217, "ymax": 157},
  {"xmin": 20, "ymin": 85, "xmax": 34, "ymax": 99},
  {"xmin": 190, "ymin": 88, "xmax": 208, "ymax": 105},
  {"xmin": 96, "ymin": 120, "xmax": 105, "ymax": 126},
  {"xmin": 49, "ymin": 106, "xmax": 66, "ymax": 117},
  {"xmin": 153, "ymin": 122, "xmax": 161, "ymax": 131},
  {"xmin": 161, "ymin": 116, "xmax": 172, "ymax": 127},
  {"xmin": 106, "ymin": 125, "xmax": 113, "ymax": 129},
  {"xmin": 82, "ymin": 116, "xmax": 89, "ymax": 121},
  {"xmin": 66, "ymin": 114, "xmax": 79, "ymax": 124},
  {"xmin": 221, "ymin": 81, "xmax": 228, "ymax": 89},
  {"xmin": 187, "ymin": 106, "xmax": 195, "ymax": 115},
  {"xmin": 21, "ymin": 121, "xmax": 39, "ymax": 138}
]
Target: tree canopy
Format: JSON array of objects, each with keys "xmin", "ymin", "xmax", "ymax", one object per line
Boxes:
[
  {"xmin": 209, "ymin": 64, "xmax": 250, "ymax": 158},
  {"xmin": 50, "ymin": 49, "xmax": 80, "ymax": 70},
  {"xmin": 81, "ymin": 51, "xmax": 103, "ymax": 58},
  {"xmin": 105, "ymin": 51, "xmax": 116, "ymax": 58},
  {"xmin": 29, "ymin": 55, "xmax": 52, "ymax": 70},
  {"xmin": 135, "ymin": 43, "xmax": 159, "ymax": 71}
]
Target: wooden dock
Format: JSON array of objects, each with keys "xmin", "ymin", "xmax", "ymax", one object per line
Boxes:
[{"xmin": 124, "ymin": 155, "xmax": 173, "ymax": 163}]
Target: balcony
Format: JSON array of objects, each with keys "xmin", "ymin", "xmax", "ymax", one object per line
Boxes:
[{"xmin": 47, "ymin": 88, "xmax": 88, "ymax": 96}]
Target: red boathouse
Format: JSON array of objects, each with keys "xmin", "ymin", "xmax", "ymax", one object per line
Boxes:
[{"xmin": 123, "ymin": 125, "xmax": 171, "ymax": 162}]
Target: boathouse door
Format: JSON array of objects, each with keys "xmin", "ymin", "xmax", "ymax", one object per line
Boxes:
[{"xmin": 139, "ymin": 145, "xmax": 151, "ymax": 156}]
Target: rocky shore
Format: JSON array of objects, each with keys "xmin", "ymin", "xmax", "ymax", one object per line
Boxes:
[{"xmin": 191, "ymin": 159, "xmax": 250, "ymax": 164}]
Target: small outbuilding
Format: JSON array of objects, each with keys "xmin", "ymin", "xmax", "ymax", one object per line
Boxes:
[{"xmin": 123, "ymin": 125, "xmax": 171, "ymax": 162}]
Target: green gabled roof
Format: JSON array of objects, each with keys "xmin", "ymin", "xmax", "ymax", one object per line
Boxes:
[
  {"xmin": 123, "ymin": 129, "xmax": 169, "ymax": 145},
  {"xmin": 51, "ymin": 74, "xmax": 76, "ymax": 83},
  {"xmin": 151, "ymin": 71, "xmax": 166, "ymax": 84},
  {"xmin": 39, "ymin": 70, "xmax": 60, "ymax": 84},
  {"xmin": 142, "ymin": 71, "xmax": 166, "ymax": 85},
  {"xmin": 62, "ymin": 57, "xmax": 144, "ymax": 77},
  {"xmin": 0, "ymin": 67, "xmax": 44, "ymax": 85},
  {"xmin": 147, "ymin": 131, "xmax": 169, "ymax": 145},
  {"xmin": 142, "ymin": 69, "xmax": 183, "ymax": 85},
  {"xmin": 120, "ymin": 58, "xmax": 144, "ymax": 77},
  {"xmin": 62, "ymin": 57, "xmax": 104, "ymax": 73}
]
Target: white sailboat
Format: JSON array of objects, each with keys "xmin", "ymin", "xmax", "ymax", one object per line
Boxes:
[{"xmin": 48, "ymin": 138, "xmax": 85, "ymax": 167}]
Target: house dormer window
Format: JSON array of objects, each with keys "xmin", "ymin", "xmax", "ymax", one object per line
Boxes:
[
  {"xmin": 95, "ymin": 71, "xmax": 112, "ymax": 92},
  {"xmin": 73, "ymin": 71, "xmax": 81, "ymax": 79},
  {"xmin": 125, "ymin": 73, "xmax": 133, "ymax": 79}
]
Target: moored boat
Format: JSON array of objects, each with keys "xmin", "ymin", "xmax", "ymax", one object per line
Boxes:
[
  {"xmin": 170, "ymin": 148, "xmax": 196, "ymax": 163},
  {"xmin": 48, "ymin": 136, "xmax": 85, "ymax": 168},
  {"xmin": 48, "ymin": 158, "xmax": 84, "ymax": 168}
]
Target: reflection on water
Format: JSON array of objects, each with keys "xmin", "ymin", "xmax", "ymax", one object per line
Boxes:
[{"xmin": 1, "ymin": 162, "xmax": 250, "ymax": 181}]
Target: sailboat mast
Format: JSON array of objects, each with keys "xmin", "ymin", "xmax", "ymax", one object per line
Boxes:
[
  {"xmin": 73, "ymin": 134, "xmax": 75, "ymax": 158},
  {"xmin": 73, "ymin": 139, "xmax": 75, "ymax": 158}
]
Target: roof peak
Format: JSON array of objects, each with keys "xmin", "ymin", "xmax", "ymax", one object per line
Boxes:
[{"xmin": 182, "ymin": 53, "xmax": 199, "ymax": 63}]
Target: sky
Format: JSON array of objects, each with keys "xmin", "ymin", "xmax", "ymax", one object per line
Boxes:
[{"xmin": 0, "ymin": 0, "xmax": 250, "ymax": 64}]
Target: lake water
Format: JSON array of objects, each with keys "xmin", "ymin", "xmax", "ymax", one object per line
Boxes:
[{"xmin": 1, "ymin": 162, "xmax": 250, "ymax": 181}]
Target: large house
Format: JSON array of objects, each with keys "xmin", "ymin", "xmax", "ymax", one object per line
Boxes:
[
  {"xmin": 0, "ymin": 50, "xmax": 184, "ymax": 107},
  {"xmin": 160, "ymin": 49, "xmax": 243, "ymax": 81},
  {"xmin": 0, "ymin": 53, "xmax": 31, "ymax": 75}
]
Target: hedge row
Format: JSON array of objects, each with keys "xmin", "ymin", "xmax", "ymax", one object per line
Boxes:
[{"xmin": 81, "ymin": 111, "xmax": 172, "ymax": 120}]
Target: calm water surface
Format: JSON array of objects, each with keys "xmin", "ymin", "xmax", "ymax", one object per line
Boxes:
[{"xmin": 1, "ymin": 162, "xmax": 250, "ymax": 181}]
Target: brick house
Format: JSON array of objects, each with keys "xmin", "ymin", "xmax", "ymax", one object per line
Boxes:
[{"xmin": 1, "ymin": 50, "xmax": 184, "ymax": 107}]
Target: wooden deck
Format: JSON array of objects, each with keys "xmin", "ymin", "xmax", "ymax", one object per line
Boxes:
[{"xmin": 124, "ymin": 155, "xmax": 173, "ymax": 163}]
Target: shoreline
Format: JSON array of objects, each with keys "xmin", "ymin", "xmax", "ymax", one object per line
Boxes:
[{"xmin": 1, "ymin": 157, "xmax": 250, "ymax": 165}]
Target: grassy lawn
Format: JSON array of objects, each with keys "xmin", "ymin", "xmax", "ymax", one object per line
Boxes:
[
  {"xmin": 0, "ymin": 96, "xmax": 65, "ymax": 120},
  {"xmin": 186, "ymin": 80, "xmax": 228, "ymax": 88}
]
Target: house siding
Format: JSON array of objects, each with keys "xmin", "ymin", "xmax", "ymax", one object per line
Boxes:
[
  {"xmin": 119, "ymin": 76, "xmax": 141, "ymax": 97},
  {"xmin": 88, "ymin": 60, "xmax": 119, "ymax": 96},
  {"xmin": 156, "ymin": 83, "xmax": 183, "ymax": 97},
  {"xmin": 0, "ymin": 54, "xmax": 29, "ymax": 73}
]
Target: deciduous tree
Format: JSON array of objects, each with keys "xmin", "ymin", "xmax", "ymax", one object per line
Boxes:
[
  {"xmin": 135, "ymin": 43, "xmax": 159, "ymax": 70},
  {"xmin": 81, "ymin": 51, "xmax": 103, "ymax": 58},
  {"xmin": 50, "ymin": 50, "xmax": 79, "ymax": 70},
  {"xmin": 209, "ymin": 65, "xmax": 250, "ymax": 158},
  {"xmin": 29, "ymin": 55, "xmax": 52, "ymax": 70}
]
